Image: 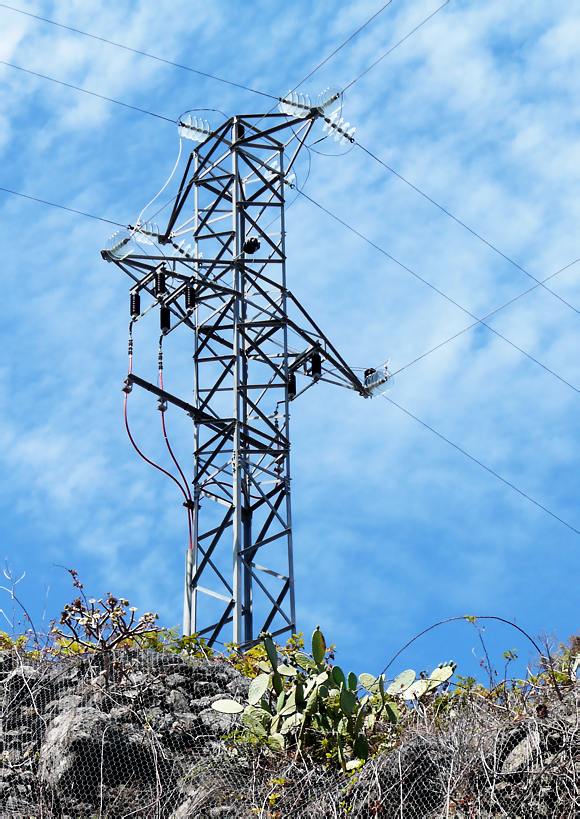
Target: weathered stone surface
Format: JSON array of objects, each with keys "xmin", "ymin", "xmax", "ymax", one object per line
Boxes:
[{"xmin": 3, "ymin": 648, "xmax": 580, "ymax": 817}]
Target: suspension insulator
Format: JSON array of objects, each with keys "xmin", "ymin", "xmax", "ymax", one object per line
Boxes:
[
  {"xmin": 160, "ymin": 307, "xmax": 171, "ymax": 332},
  {"xmin": 311, "ymin": 352, "xmax": 322, "ymax": 378},
  {"xmin": 288, "ymin": 373, "xmax": 297, "ymax": 399},
  {"xmin": 130, "ymin": 292, "xmax": 141, "ymax": 317},
  {"xmin": 155, "ymin": 271, "xmax": 166, "ymax": 296},
  {"xmin": 185, "ymin": 284, "xmax": 196, "ymax": 310}
]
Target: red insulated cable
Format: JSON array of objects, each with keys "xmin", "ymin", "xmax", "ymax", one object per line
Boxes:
[
  {"xmin": 124, "ymin": 349, "xmax": 193, "ymax": 548},
  {"xmin": 159, "ymin": 371, "xmax": 194, "ymax": 507}
]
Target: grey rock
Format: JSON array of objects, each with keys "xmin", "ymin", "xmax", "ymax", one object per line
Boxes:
[
  {"xmin": 198, "ymin": 707, "xmax": 239, "ymax": 736},
  {"xmin": 43, "ymin": 694, "xmax": 82, "ymax": 715},
  {"xmin": 165, "ymin": 673, "xmax": 189, "ymax": 690},
  {"xmin": 502, "ymin": 736, "xmax": 537, "ymax": 773},
  {"xmin": 167, "ymin": 688, "xmax": 190, "ymax": 713},
  {"xmin": 39, "ymin": 706, "xmax": 111, "ymax": 791}
]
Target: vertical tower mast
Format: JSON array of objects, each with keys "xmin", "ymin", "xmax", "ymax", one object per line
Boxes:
[
  {"xmin": 103, "ymin": 100, "xmax": 383, "ymax": 647},
  {"xmin": 181, "ymin": 114, "xmax": 309, "ymax": 645}
]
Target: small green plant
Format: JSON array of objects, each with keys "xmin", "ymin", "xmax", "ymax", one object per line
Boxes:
[{"xmin": 0, "ymin": 632, "xmax": 31, "ymax": 652}]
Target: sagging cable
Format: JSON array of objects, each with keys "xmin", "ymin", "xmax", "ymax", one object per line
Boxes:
[{"xmin": 123, "ymin": 325, "xmax": 193, "ymax": 548}]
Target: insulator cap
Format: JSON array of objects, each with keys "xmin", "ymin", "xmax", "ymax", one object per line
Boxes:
[
  {"xmin": 288, "ymin": 373, "xmax": 297, "ymax": 399},
  {"xmin": 178, "ymin": 114, "xmax": 211, "ymax": 143},
  {"xmin": 317, "ymin": 87, "xmax": 343, "ymax": 117},
  {"xmin": 311, "ymin": 352, "xmax": 322, "ymax": 378},
  {"xmin": 160, "ymin": 307, "xmax": 171, "ymax": 332},
  {"xmin": 185, "ymin": 284, "xmax": 196, "ymax": 310},
  {"xmin": 278, "ymin": 91, "xmax": 312, "ymax": 119},
  {"xmin": 130, "ymin": 292, "xmax": 141, "ymax": 317},
  {"xmin": 155, "ymin": 271, "xmax": 166, "ymax": 296},
  {"xmin": 243, "ymin": 237, "xmax": 260, "ymax": 255}
]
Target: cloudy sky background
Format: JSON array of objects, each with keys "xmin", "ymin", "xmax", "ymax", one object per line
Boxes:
[{"xmin": 1, "ymin": 0, "xmax": 579, "ymax": 683}]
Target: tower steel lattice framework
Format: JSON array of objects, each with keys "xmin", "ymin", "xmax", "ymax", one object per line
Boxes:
[{"xmin": 103, "ymin": 103, "xmax": 390, "ymax": 646}]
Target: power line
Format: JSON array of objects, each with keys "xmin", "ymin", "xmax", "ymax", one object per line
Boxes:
[
  {"xmin": 0, "ymin": 2, "xmax": 277, "ymax": 100},
  {"xmin": 356, "ymin": 142, "xmax": 579, "ymax": 315},
  {"xmin": 3, "ymin": 24, "xmax": 575, "ymax": 395},
  {"xmin": 4, "ymin": 151, "xmax": 575, "ymax": 539},
  {"xmin": 343, "ymin": 1, "xmax": 450, "ymax": 92},
  {"xmin": 0, "ymin": 60, "xmax": 175, "ymax": 122},
  {"xmin": 0, "ymin": 186, "xmax": 124, "ymax": 225},
  {"xmin": 297, "ymin": 188, "xmax": 580, "ymax": 394},
  {"xmin": 383, "ymin": 395, "xmax": 580, "ymax": 536},
  {"xmin": 393, "ymin": 258, "xmax": 580, "ymax": 376},
  {"xmin": 291, "ymin": 0, "xmax": 393, "ymax": 90}
]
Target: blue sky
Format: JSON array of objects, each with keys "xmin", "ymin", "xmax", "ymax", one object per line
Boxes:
[{"xmin": 1, "ymin": 0, "xmax": 579, "ymax": 684}]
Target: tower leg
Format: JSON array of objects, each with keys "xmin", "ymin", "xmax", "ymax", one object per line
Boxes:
[{"xmin": 183, "ymin": 548, "xmax": 194, "ymax": 636}]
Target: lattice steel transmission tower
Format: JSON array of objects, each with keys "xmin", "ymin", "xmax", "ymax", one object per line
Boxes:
[{"xmin": 102, "ymin": 92, "xmax": 392, "ymax": 646}]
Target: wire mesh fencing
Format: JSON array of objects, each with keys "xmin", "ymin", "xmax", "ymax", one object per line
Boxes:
[{"xmin": 1, "ymin": 645, "xmax": 580, "ymax": 817}]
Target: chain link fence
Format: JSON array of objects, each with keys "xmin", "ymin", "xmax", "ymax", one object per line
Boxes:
[{"xmin": 1, "ymin": 646, "xmax": 579, "ymax": 817}]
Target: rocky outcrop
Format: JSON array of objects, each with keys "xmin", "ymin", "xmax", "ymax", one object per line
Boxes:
[
  {"xmin": 0, "ymin": 649, "xmax": 251, "ymax": 817},
  {"xmin": 2, "ymin": 648, "xmax": 580, "ymax": 817}
]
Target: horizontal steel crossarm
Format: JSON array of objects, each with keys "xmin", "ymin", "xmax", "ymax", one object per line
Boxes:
[
  {"xmin": 244, "ymin": 460, "xmax": 287, "ymax": 484},
  {"xmin": 201, "ymin": 489, "xmax": 233, "ymax": 506},
  {"xmin": 197, "ymin": 586, "xmax": 233, "ymax": 602},
  {"xmin": 287, "ymin": 291, "xmax": 364, "ymax": 391},
  {"xmin": 237, "ymin": 382, "xmax": 285, "ymax": 391},
  {"xmin": 126, "ymin": 374, "xmax": 235, "ymax": 432},
  {"xmin": 248, "ymin": 529, "xmax": 291, "ymax": 550},
  {"xmin": 193, "ymin": 557, "xmax": 233, "ymax": 597},
  {"xmin": 239, "ymin": 113, "xmax": 317, "ymax": 145}
]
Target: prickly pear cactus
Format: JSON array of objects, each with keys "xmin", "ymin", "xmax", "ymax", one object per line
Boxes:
[{"xmin": 211, "ymin": 629, "xmax": 457, "ymax": 770}]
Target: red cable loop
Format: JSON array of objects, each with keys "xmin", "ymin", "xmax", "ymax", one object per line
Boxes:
[
  {"xmin": 124, "ymin": 351, "xmax": 193, "ymax": 549},
  {"xmin": 159, "ymin": 371, "xmax": 194, "ymax": 506}
]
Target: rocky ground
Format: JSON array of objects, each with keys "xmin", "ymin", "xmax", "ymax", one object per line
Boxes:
[{"xmin": 1, "ymin": 647, "xmax": 580, "ymax": 817}]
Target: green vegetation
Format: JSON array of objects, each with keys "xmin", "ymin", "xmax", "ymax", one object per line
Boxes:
[
  {"xmin": 211, "ymin": 626, "xmax": 455, "ymax": 772},
  {"xmin": 3, "ymin": 571, "xmax": 580, "ymax": 779}
]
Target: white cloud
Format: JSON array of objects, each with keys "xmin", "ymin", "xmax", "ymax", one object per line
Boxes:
[{"xmin": 0, "ymin": 0, "xmax": 578, "ymax": 681}]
